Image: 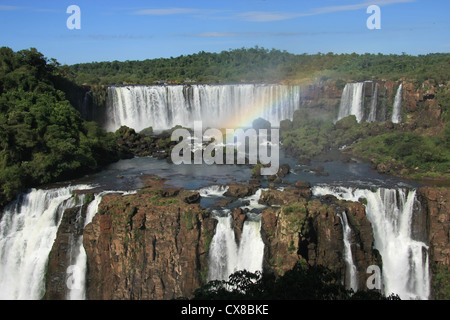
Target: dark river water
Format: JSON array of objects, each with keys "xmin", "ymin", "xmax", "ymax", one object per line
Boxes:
[{"xmin": 65, "ymin": 149, "xmax": 420, "ymax": 193}]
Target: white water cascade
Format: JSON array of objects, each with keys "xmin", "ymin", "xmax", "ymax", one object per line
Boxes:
[
  {"xmin": 207, "ymin": 188, "xmax": 266, "ymax": 282},
  {"xmin": 104, "ymin": 84, "xmax": 302, "ymax": 132},
  {"xmin": 207, "ymin": 213, "xmax": 264, "ymax": 282},
  {"xmin": 0, "ymin": 185, "xmax": 91, "ymax": 300},
  {"xmin": 66, "ymin": 191, "xmax": 109, "ymax": 300},
  {"xmin": 198, "ymin": 185, "xmax": 229, "ymax": 198},
  {"xmin": 338, "ymin": 212, "xmax": 358, "ymax": 292},
  {"xmin": 337, "ymin": 82, "xmax": 365, "ymax": 123},
  {"xmin": 392, "ymin": 84, "xmax": 403, "ymax": 124},
  {"xmin": 367, "ymin": 82, "xmax": 378, "ymax": 123},
  {"xmin": 67, "ymin": 190, "xmax": 137, "ymax": 300},
  {"xmin": 312, "ymin": 185, "xmax": 430, "ymax": 300}
]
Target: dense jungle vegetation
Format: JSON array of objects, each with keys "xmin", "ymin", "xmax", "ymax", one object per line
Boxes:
[
  {"xmin": 0, "ymin": 47, "xmax": 120, "ymax": 207},
  {"xmin": 69, "ymin": 47, "xmax": 450, "ymax": 85}
]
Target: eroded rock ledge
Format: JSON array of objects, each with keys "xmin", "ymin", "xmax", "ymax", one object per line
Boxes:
[
  {"xmin": 82, "ymin": 176, "xmax": 216, "ymax": 300},
  {"xmin": 259, "ymin": 185, "xmax": 379, "ymax": 291}
]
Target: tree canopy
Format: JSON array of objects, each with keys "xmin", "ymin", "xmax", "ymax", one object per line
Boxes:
[
  {"xmin": 192, "ymin": 262, "xmax": 399, "ymax": 300},
  {"xmin": 69, "ymin": 47, "xmax": 450, "ymax": 85},
  {"xmin": 0, "ymin": 47, "xmax": 119, "ymax": 207}
]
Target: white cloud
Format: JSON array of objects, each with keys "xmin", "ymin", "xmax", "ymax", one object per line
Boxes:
[
  {"xmin": 195, "ymin": 32, "xmax": 238, "ymax": 37},
  {"xmin": 180, "ymin": 31, "xmax": 361, "ymax": 38},
  {"xmin": 131, "ymin": 0, "xmax": 415, "ymax": 22},
  {"xmin": 235, "ymin": 0, "xmax": 415, "ymax": 22},
  {"xmin": 236, "ymin": 11, "xmax": 303, "ymax": 22},
  {"xmin": 310, "ymin": 0, "xmax": 415, "ymax": 15},
  {"xmin": 134, "ymin": 8, "xmax": 201, "ymax": 15},
  {"xmin": 0, "ymin": 5, "xmax": 60, "ymax": 13},
  {"xmin": 0, "ymin": 5, "xmax": 20, "ymax": 10}
]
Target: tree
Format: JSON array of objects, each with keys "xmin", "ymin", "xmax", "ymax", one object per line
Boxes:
[{"xmin": 192, "ymin": 262, "xmax": 396, "ymax": 300}]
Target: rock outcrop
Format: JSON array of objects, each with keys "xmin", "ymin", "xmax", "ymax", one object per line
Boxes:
[
  {"xmin": 82, "ymin": 177, "xmax": 216, "ymax": 300},
  {"xmin": 418, "ymin": 186, "xmax": 450, "ymax": 299},
  {"xmin": 259, "ymin": 184, "xmax": 378, "ymax": 291},
  {"xmin": 44, "ymin": 203, "xmax": 90, "ymax": 300}
]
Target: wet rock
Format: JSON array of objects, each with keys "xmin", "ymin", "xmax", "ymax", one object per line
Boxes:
[
  {"xmin": 277, "ymin": 163, "xmax": 291, "ymax": 178},
  {"xmin": 184, "ymin": 192, "xmax": 201, "ymax": 204},
  {"xmin": 295, "ymin": 181, "xmax": 311, "ymax": 189},
  {"xmin": 232, "ymin": 207, "xmax": 247, "ymax": 243},
  {"xmin": 224, "ymin": 183, "xmax": 254, "ymax": 198}
]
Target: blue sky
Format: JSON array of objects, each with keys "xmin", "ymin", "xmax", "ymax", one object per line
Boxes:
[{"xmin": 0, "ymin": 0, "xmax": 449, "ymax": 65}]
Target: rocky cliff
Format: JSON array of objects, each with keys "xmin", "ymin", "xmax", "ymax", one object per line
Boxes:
[
  {"xmin": 418, "ymin": 186, "xmax": 450, "ymax": 299},
  {"xmin": 82, "ymin": 177, "xmax": 216, "ymax": 300},
  {"xmin": 44, "ymin": 202, "xmax": 90, "ymax": 300},
  {"xmin": 259, "ymin": 184, "xmax": 379, "ymax": 292}
]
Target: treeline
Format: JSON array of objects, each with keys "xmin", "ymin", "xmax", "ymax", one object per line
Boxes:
[
  {"xmin": 69, "ymin": 47, "xmax": 450, "ymax": 85},
  {"xmin": 0, "ymin": 47, "xmax": 120, "ymax": 207},
  {"xmin": 192, "ymin": 262, "xmax": 399, "ymax": 300}
]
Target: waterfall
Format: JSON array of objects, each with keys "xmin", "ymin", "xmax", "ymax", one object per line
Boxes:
[
  {"xmin": 207, "ymin": 213, "xmax": 264, "ymax": 282},
  {"xmin": 198, "ymin": 185, "xmax": 229, "ymax": 198},
  {"xmin": 338, "ymin": 212, "xmax": 358, "ymax": 292},
  {"xmin": 0, "ymin": 185, "xmax": 91, "ymax": 300},
  {"xmin": 312, "ymin": 185, "xmax": 430, "ymax": 300},
  {"xmin": 337, "ymin": 82, "xmax": 365, "ymax": 123},
  {"xmin": 208, "ymin": 213, "xmax": 239, "ymax": 281},
  {"xmin": 67, "ymin": 190, "xmax": 136, "ymax": 300},
  {"xmin": 104, "ymin": 84, "xmax": 301, "ymax": 132},
  {"xmin": 66, "ymin": 192, "xmax": 107, "ymax": 300},
  {"xmin": 207, "ymin": 188, "xmax": 266, "ymax": 282},
  {"xmin": 392, "ymin": 84, "xmax": 403, "ymax": 124},
  {"xmin": 367, "ymin": 82, "xmax": 378, "ymax": 123}
]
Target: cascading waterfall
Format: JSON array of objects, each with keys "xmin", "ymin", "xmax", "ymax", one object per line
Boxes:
[
  {"xmin": 392, "ymin": 84, "xmax": 403, "ymax": 124},
  {"xmin": 207, "ymin": 213, "xmax": 264, "ymax": 282},
  {"xmin": 0, "ymin": 185, "xmax": 91, "ymax": 300},
  {"xmin": 208, "ymin": 213, "xmax": 239, "ymax": 281},
  {"xmin": 207, "ymin": 188, "xmax": 266, "ymax": 282},
  {"xmin": 312, "ymin": 185, "xmax": 430, "ymax": 300},
  {"xmin": 337, "ymin": 82, "xmax": 365, "ymax": 123},
  {"xmin": 66, "ymin": 191, "xmax": 109, "ymax": 300},
  {"xmin": 337, "ymin": 212, "xmax": 358, "ymax": 292},
  {"xmin": 198, "ymin": 185, "xmax": 229, "ymax": 198},
  {"xmin": 367, "ymin": 82, "xmax": 378, "ymax": 123},
  {"xmin": 104, "ymin": 84, "xmax": 301, "ymax": 132},
  {"xmin": 67, "ymin": 190, "xmax": 137, "ymax": 300}
]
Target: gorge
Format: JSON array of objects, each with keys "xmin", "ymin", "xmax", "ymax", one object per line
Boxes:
[{"xmin": 0, "ymin": 78, "xmax": 448, "ymax": 301}]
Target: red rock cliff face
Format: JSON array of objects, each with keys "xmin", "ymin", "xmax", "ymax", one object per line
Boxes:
[
  {"xmin": 82, "ymin": 178, "xmax": 216, "ymax": 300},
  {"xmin": 259, "ymin": 185, "xmax": 378, "ymax": 291},
  {"xmin": 418, "ymin": 186, "xmax": 450, "ymax": 299},
  {"xmin": 403, "ymin": 81, "xmax": 443, "ymax": 128}
]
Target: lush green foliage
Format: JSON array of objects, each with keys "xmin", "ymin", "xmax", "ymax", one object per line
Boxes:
[
  {"xmin": 192, "ymin": 262, "xmax": 398, "ymax": 300},
  {"xmin": 281, "ymin": 112, "xmax": 381, "ymax": 162},
  {"xmin": 0, "ymin": 47, "xmax": 119, "ymax": 207},
  {"xmin": 281, "ymin": 107, "xmax": 450, "ymax": 179},
  {"xmin": 433, "ymin": 264, "xmax": 450, "ymax": 300},
  {"xmin": 352, "ymin": 131, "xmax": 450, "ymax": 177},
  {"xmin": 69, "ymin": 47, "xmax": 450, "ymax": 85}
]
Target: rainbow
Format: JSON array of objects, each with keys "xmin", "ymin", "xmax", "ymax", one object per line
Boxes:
[{"xmin": 220, "ymin": 84, "xmax": 302, "ymax": 129}]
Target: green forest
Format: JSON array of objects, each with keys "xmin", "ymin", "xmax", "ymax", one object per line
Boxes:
[
  {"xmin": 0, "ymin": 47, "xmax": 120, "ymax": 207},
  {"xmin": 69, "ymin": 47, "xmax": 450, "ymax": 85}
]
